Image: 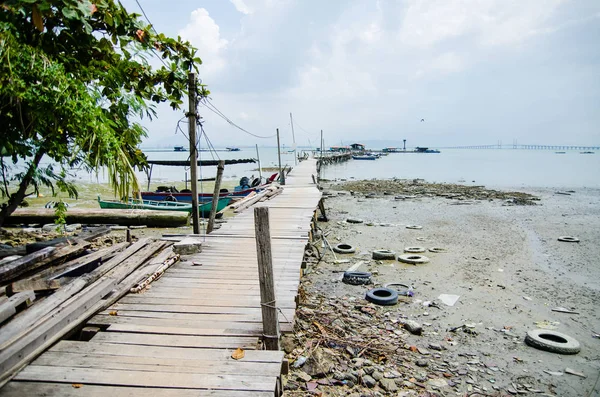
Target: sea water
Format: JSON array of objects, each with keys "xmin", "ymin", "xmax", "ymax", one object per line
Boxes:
[{"xmin": 320, "ymin": 149, "xmax": 600, "ymax": 189}]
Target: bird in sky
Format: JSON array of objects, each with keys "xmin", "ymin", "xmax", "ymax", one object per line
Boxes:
[{"xmin": 420, "ymin": 118, "xmax": 425, "ymax": 122}]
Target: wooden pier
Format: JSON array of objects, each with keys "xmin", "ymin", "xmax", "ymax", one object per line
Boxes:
[{"xmin": 0, "ymin": 160, "xmax": 322, "ymax": 396}]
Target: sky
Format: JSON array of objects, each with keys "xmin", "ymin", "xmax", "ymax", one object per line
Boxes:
[{"xmin": 121, "ymin": 0, "xmax": 600, "ymax": 149}]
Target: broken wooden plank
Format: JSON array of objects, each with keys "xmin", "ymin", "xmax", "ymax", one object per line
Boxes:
[
  {"xmin": 0, "ymin": 247, "xmax": 56, "ymax": 283},
  {"xmin": 0, "ymin": 291, "xmax": 36, "ymax": 325}
]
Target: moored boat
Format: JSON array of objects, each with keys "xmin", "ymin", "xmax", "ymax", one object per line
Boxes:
[
  {"xmin": 352, "ymin": 155, "xmax": 378, "ymax": 160},
  {"xmin": 98, "ymin": 196, "xmax": 231, "ymax": 217}
]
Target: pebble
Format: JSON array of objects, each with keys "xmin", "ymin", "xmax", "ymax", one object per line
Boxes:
[
  {"xmin": 416, "ymin": 360, "xmax": 429, "ymax": 367},
  {"xmin": 362, "ymin": 375, "xmax": 377, "ymax": 388},
  {"xmin": 403, "ymin": 320, "xmax": 423, "ymax": 335},
  {"xmin": 429, "ymin": 343, "xmax": 443, "ymax": 351},
  {"xmin": 379, "ymin": 378, "xmax": 398, "ymax": 392}
]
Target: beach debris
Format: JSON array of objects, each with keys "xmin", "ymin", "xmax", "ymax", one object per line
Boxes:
[
  {"xmin": 406, "ymin": 225, "xmax": 423, "ymax": 230},
  {"xmin": 558, "ymin": 236, "xmax": 580, "ymax": 242},
  {"xmin": 342, "ymin": 271, "xmax": 372, "ymax": 285},
  {"xmin": 564, "ymin": 368, "xmax": 586, "ymax": 378},
  {"xmin": 365, "ymin": 287, "xmax": 398, "ymax": 306},
  {"xmin": 551, "ymin": 306, "xmax": 579, "ymax": 314},
  {"xmin": 429, "ymin": 247, "xmax": 447, "ymax": 253},
  {"xmin": 332, "ymin": 243, "xmax": 356, "ymax": 254},
  {"xmin": 543, "ymin": 370, "xmax": 564, "ymax": 376},
  {"xmin": 384, "ymin": 283, "xmax": 413, "ymax": 297},
  {"xmin": 372, "ymin": 249, "xmax": 396, "ymax": 260},
  {"xmin": 231, "ymin": 348, "xmax": 245, "ymax": 360},
  {"xmin": 346, "ymin": 218, "xmax": 363, "ymax": 224},
  {"xmin": 292, "ymin": 356, "xmax": 307, "ymax": 368},
  {"xmin": 555, "ymin": 191, "xmax": 572, "ymax": 195},
  {"xmin": 534, "ymin": 321, "xmax": 559, "ymax": 329},
  {"xmin": 398, "ymin": 254, "xmax": 430, "ymax": 264},
  {"xmin": 525, "ymin": 329, "xmax": 581, "ymax": 354},
  {"xmin": 438, "ymin": 294, "xmax": 460, "ymax": 306},
  {"xmin": 404, "ymin": 246, "xmax": 426, "ymax": 253}
]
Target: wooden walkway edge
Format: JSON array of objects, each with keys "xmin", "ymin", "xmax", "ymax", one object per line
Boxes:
[{"xmin": 0, "ymin": 159, "xmax": 321, "ymax": 397}]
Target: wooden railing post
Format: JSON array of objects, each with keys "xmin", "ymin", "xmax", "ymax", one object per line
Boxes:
[
  {"xmin": 206, "ymin": 160, "xmax": 225, "ymax": 234},
  {"xmin": 254, "ymin": 207, "xmax": 280, "ymax": 350}
]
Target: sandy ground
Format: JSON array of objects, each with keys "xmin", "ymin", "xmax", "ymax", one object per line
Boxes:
[{"xmin": 292, "ymin": 183, "xmax": 600, "ymax": 396}]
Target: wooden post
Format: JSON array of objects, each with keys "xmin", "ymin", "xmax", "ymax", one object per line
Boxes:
[
  {"xmin": 290, "ymin": 112, "xmax": 297, "ymax": 166},
  {"xmin": 276, "ymin": 128, "xmax": 285, "ymax": 185},
  {"xmin": 206, "ymin": 160, "xmax": 225, "ymax": 234},
  {"xmin": 126, "ymin": 229, "xmax": 131, "ymax": 243},
  {"xmin": 254, "ymin": 207, "xmax": 280, "ymax": 350},
  {"xmin": 255, "ymin": 144, "xmax": 262, "ymax": 182},
  {"xmin": 188, "ymin": 72, "xmax": 200, "ymax": 234}
]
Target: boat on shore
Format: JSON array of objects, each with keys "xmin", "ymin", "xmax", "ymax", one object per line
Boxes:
[{"xmin": 98, "ymin": 196, "xmax": 231, "ymax": 217}]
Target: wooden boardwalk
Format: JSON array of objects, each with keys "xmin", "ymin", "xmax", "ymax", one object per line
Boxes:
[{"xmin": 0, "ymin": 159, "xmax": 321, "ymax": 397}]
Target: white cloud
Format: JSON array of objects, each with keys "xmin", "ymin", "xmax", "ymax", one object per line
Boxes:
[
  {"xmin": 230, "ymin": 0, "xmax": 252, "ymax": 15},
  {"xmin": 178, "ymin": 9, "xmax": 229, "ymax": 76},
  {"xmin": 398, "ymin": 0, "xmax": 565, "ymax": 48}
]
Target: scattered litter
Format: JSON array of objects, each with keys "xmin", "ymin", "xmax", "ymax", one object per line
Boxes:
[
  {"xmin": 551, "ymin": 307, "xmax": 579, "ymax": 314},
  {"xmin": 346, "ymin": 218, "xmax": 363, "ymax": 224},
  {"xmin": 231, "ymin": 348, "xmax": 245, "ymax": 360},
  {"xmin": 555, "ymin": 191, "xmax": 571, "ymax": 195},
  {"xmin": 438, "ymin": 294, "xmax": 460, "ymax": 306},
  {"xmin": 293, "ymin": 356, "xmax": 307, "ymax": 368},
  {"xmin": 523, "ymin": 296, "xmax": 532, "ymax": 301},
  {"xmin": 406, "ymin": 225, "xmax": 423, "ymax": 230},
  {"xmin": 534, "ymin": 321, "xmax": 560, "ymax": 329},
  {"xmin": 543, "ymin": 370, "xmax": 564, "ymax": 376},
  {"xmin": 557, "ymin": 236, "xmax": 580, "ymax": 243},
  {"xmin": 565, "ymin": 368, "xmax": 586, "ymax": 378}
]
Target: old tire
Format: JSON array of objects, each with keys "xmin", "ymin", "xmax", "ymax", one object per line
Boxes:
[
  {"xmin": 333, "ymin": 243, "xmax": 356, "ymax": 254},
  {"xmin": 558, "ymin": 236, "xmax": 580, "ymax": 243},
  {"xmin": 372, "ymin": 249, "xmax": 396, "ymax": 260},
  {"xmin": 346, "ymin": 218, "xmax": 364, "ymax": 224},
  {"xmin": 398, "ymin": 254, "xmax": 430, "ymax": 264},
  {"xmin": 343, "ymin": 271, "xmax": 372, "ymax": 285},
  {"xmin": 366, "ymin": 288, "xmax": 398, "ymax": 306},
  {"xmin": 429, "ymin": 247, "xmax": 447, "ymax": 253},
  {"xmin": 406, "ymin": 225, "xmax": 422, "ymax": 230},
  {"xmin": 525, "ymin": 329, "xmax": 580, "ymax": 354},
  {"xmin": 384, "ymin": 283, "xmax": 412, "ymax": 296},
  {"xmin": 404, "ymin": 247, "xmax": 426, "ymax": 253}
]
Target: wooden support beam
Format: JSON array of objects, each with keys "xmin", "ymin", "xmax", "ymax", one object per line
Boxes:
[
  {"xmin": 0, "ymin": 291, "xmax": 36, "ymax": 325},
  {"xmin": 207, "ymin": 160, "xmax": 225, "ymax": 234},
  {"xmin": 254, "ymin": 207, "xmax": 280, "ymax": 351}
]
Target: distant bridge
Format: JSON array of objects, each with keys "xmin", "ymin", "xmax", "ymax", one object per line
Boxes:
[{"xmin": 438, "ymin": 144, "xmax": 599, "ymax": 150}]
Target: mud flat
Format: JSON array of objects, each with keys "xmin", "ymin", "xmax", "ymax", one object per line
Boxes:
[{"xmin": 284, "ymin": 180, "xmax": 600, "ymax": 396}]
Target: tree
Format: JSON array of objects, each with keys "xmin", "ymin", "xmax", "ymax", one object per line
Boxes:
[{"xmin": 0, "ymin": 0, "xmax": 206, "ymax": 226}]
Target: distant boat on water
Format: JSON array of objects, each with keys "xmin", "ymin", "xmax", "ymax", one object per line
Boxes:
[
  {"xmin": 555, "ymin": 151, "xmax": 566, "ymax": 154},
  {"xmin": 173, "ymin": 146, "xmax": 187, "ymax": 152},
  {"xmin": 580, "ymin": 151, "xmax": 594, "ymax": 154},
  {"xmin": 352, "ymin": 155, "xmax": 378, "ymax": 160},
  {"xmin": 226, "ymin": 147, "xmax": 240, "ymax": 151}
]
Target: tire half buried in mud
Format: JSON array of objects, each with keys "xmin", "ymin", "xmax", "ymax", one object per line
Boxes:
[
  {"xmin": 398, "ymin": 254, "xmax": 430, "ymax": 264},
  {"xmin": 525, "ymin": 329, "xmax": 581, "ymax": 354},
  {"xmin": 365, "ymin": 288, "xmax": 398, "ymax": 306},
  {"xmin": 333, "ymin": 243, "xmax": 356, "ymax": 254},
  {"xmin": 372, "ymin": 249, "xmax": 396, "ymax": 260}
]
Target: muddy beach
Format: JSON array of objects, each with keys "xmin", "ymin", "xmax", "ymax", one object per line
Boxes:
[{"xmin": 283, "ymin": 180, "xmax": 600, "ymax": 396}]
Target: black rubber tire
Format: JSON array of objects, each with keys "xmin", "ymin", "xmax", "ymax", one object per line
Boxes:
[
  {"xmin": 164, "ymin": 195, "xmax": 177, "ymax": 202},
  {"xmin": 251, "ymin": 178, "xmax": 261, "ymax": 187},
  {"xmin": 558, "ymin": 236, "xmax": 580, "ymax": 243},
  {"xmin": 384, "ymin": 283, "xmax": 411, "ymax": 296},
  {"xmin": 372, "ymin": 250, "xmax": 396, "ymax": 260},
  {"xmin": 398, "ymin": 254, "xmax": 430, "ymax": 264},
  {"xmin": 346, "ymin": 218, "xmax": 364, "ymax": 224},
  {"xmin": 342, "ymin": 271, "xmax": 372, "ymax": 285},
  {"xmin": 365, "ymin": 288, "xmax": 398, "ymax": 306},
  {"xmin": 333, "ymin": 243, "xmax": 356, "ymax": 254},
  {"xmin": 525, "ymin": 329, "xmax": 581, "ymax": 354},
  {"xmin": 404, "ymin": 247, "xmax": 426, "ymax": 253},
  {"xmin": 429, "ymin": 247, "xmax": 447, "ymax": 253}
]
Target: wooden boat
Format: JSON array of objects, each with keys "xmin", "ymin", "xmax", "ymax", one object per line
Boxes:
[
  {"xmin": 140, "ymin": 186, "xmax": 260, "ymax": 203},
  {"xmin": 352, "ymin": 155, "xmax": 378, "ymax": 160},
  {"xmin": 97, "ymin": 196, "xmax": 231, "ymax": 217}
]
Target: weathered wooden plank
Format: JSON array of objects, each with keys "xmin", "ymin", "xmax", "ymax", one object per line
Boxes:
[
  {"xmin": 97, "ymin": 309, "xmax": 295, "ymax": 323},
  {"xmin": 32, "ymin": 351, "xmax": 282, "ymax": 376},
  {"xmin": 90, "ymin": 332, "xmax": 259, "ymax": 350},
  {"xmin": 14, "ymin": 366, "xmax": 277, "ymax": 392},
  {"xmin": 49, "ymin": 340, "xmax": 284, "ymax": 362},
  {"xmin": 0, "ymin": 382, "xmax": 275, "ymax": 396},
  {"xmin": 0, "ymin": 247, "xmax": 56, "ymax": 283},
  {"xmin": 0, "ymin": 291, "xmax": 36, "ymax": 324}
]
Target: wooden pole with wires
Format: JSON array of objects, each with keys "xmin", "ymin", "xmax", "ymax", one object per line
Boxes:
[
  {"xmin": 276, "ymin": 128, "xmax": 285, "ymax": 185},
  {"xmin": 188, "ymin": 72, "xmax": 200, "ymax": 234}
]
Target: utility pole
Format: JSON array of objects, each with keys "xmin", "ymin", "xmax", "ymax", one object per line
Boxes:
[
  {"xmin": 290, "ymin": 112, "xmax": 297, "ymax": 165},
  {"xmin": 320, "ymin": 129, "xmax": 324, "ymax": 157},
  {"xmin": 188, "ymin": 72, "xmax": 200, "ymax": 234},
  {"xmin": 276, "ymin": 128, "xmax": 285, "ymax": 185}
]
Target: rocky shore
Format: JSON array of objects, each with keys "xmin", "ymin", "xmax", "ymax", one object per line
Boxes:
[{"xmin": 282, "ymin": 181, "xmax": 600, "ymax": 396}]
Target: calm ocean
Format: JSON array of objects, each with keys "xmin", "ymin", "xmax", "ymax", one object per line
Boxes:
[{"xmin": 70, "ymin": 148, "xmax": 598, "ymax": 190}]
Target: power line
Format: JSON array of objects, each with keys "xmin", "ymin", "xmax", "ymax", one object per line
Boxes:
[
  {"xmin": 201, "ymin": 98, "xmax": 277, "ymax": 139},
  {"xmin": 134, "ymin": 0, "xmax": 169, "ymax": 69},
  {"xmin": 292, "ymin": 118, "xmax": 320, "ymax": 137}
]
